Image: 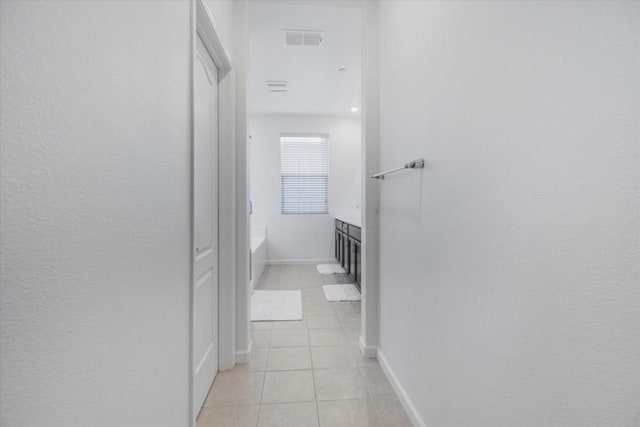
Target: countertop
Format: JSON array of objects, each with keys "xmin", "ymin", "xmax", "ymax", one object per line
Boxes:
[{"xmin": 335, "ymin": 216, "xmax": 362, "ymax": 228}]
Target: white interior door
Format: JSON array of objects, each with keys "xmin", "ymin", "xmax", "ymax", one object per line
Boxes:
[{"xmin": 193, "ymin": 34, "xmax": 219, "ymax": 418}]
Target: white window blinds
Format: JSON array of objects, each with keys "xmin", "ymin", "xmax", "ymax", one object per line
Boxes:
[{"xmin": 280, "ymin": 136, "xmax": 329, "ymax": 215}]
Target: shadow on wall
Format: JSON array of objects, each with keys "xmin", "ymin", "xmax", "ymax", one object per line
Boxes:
[{"xmin": 251, "ymin": 225, "xmax": 267, "ymax": 290}]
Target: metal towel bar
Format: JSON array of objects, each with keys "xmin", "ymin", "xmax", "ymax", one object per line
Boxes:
[{"xmin": 371, "ymin": 159, "xmax": 425, "ymax": 180}]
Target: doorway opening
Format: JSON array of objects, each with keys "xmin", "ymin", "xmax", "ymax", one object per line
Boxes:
[{"xmin": 246, "ymin": 1, "xmax": 364, "ymax": 350}]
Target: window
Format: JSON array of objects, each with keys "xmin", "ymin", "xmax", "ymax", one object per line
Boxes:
[{"xmin": 280, "ymin": 135, "xmax": 329, "ymax": 214}]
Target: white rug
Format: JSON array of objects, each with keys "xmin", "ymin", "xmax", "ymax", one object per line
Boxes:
[
  {"xmin": 316, "ymin": 264, "xmax": 346, "ymax": 274},
  {"xmin": 322, "ymin": 284, "xmax": 361, "ymax": 302},
  {"xmin": 251, "ymin": 290, "xmax": 302, "ymax": 321}
]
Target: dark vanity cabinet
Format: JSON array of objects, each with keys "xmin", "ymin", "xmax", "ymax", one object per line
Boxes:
[
  {"xmin": 335, "ymin": 219, "xmax": 361, "ymax": 290},
  {"xmin": 335, "ymin": 227, "xmax": 346, "ymax": 270},
  {"xmin": 349, "ymin": 224, "xmax": 361, "ymax": 287}
]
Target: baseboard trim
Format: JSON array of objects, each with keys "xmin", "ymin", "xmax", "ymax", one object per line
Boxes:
[
  {"xmin": 235, "ymin": 340, "xmax": 252, "ymax": 364},
  {"xmin": 267, "ymin": 258, "xmax": 334, "ymax": 265},
  {"xmin": 358, "ymin": 336, "xmax": 378, "ymax": 358},
  {"xmin": 376, "ymin": 349, "xmax": 427, "ymax": 427}
]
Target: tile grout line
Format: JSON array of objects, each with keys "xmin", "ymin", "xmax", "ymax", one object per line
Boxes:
[
  {"xmin": 309, "ymin": 353, "xmax": 321, "ymax": 426},
  {"xmin": 306, "ymin": 273, "xmax": 322, "ymax": 427},
  {"xmin": 256, "ymin": 358, "xmax": 268, "ymax": 425},
  {"xmin": 356, "ymin": 363, "xmax": 387, "ymax": 426},
  {"xmin": 237, "ymin": 366, "xmax": 380, "ymax": 373},
  {"xmin": 369, "ymin": 389, "xmax": 386, "ymax": 426},
  {"xmin": 207, "ymin": 396, "xmax": 378, "ymax": 409}
]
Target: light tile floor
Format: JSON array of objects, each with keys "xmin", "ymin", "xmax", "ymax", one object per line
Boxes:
[{"xmin": 197, "ymin": 264, "xmax": 412, "ymax": 427}]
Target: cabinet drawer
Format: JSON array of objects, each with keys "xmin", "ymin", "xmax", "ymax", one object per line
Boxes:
[
  {"xmin": 349, "ymin": 225, "xmax": 361, "ymax": 241},
  {"xmin": 335, "ymin": 219, "xmax": 343, "ymax": 229},
  {"xmin": 342, "ymin": 222, "xmax": 349, "ymax": 232}
]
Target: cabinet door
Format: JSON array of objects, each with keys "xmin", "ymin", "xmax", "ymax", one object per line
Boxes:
[
  {"xmin": 349, "ymin": 238, "xmax": 357, "ymax": 283},
  {"xmin": 340, "ymin": 231, "xmax": 345, "ymax": 265},
  {"xmin": 342, "ymin": 232, "xmax": 349, "ymax": 271},
  {"xmin": 355, "ymin": 240, "xmax": 361, "ymax": 289}
]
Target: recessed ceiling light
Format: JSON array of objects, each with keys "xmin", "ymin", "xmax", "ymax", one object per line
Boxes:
[{"xmin": 350, "ymin": 106, "xmax": 359, "ymax": 113}]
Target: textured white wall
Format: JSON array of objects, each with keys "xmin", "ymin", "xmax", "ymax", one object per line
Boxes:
[
  {"xmin": 375, "ymin": 1, "xmax": 640, "ymax": 426},
  {"xmin": 0, "ymin": 2, "xmax": 192, "ymax": 426},
  {"xmin": 250, "ymin": 114, "xmax": 361, "ymax": 262}
]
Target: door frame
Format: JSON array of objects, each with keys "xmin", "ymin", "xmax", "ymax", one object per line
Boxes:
[
  {"xmin": 360, "ymin": 0, "xmax": 379, "ymax": 359},
  {"xmin": 239, "ymin": 1, "xmax": 374, "ymax": 362},
  {"xmin": 190, "ymin": 0, "xmax": 233, "ymax": 424}
]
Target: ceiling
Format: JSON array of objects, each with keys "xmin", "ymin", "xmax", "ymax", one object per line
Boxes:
[{"xmin": 248, "ymin": 1, "xmax": 362, "ymax": 116}]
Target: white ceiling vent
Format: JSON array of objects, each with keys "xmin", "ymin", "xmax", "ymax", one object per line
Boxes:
[
  {"xmin": 265, "ymin": 80, "xmax": 288, "ymax": 93},
  {"xmin": 283, "ymin": 30, "xmax": 323, "ymax": 47}
]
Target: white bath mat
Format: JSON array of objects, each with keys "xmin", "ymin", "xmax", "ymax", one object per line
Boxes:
[
  {"xmin": 322, "ymin": 284, "xmax": 361, "ymax": 302},
  {"xmin": 316, "ymin": 264, "xmax": 346, "ymax": 274},
  {"xmin": 251, "ymin": 290, "xmax": 302, "ymax": 321}
]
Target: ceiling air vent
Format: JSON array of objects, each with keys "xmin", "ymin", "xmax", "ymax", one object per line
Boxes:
[
  {"xmin": 265, "ymin": 81, "xmax": 288, "ymax": 93},
  {"xmin": 283, "ymin": 30, "xmax": 323, "ymax": 47}
]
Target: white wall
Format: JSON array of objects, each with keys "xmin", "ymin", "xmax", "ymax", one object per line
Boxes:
[
  {"xmin": 0, "ymin": 2, "xmax": 192, "ymax": 426},
  {"xmin": 250, "ymin": 114, "xmax": 361, "ymax": 262},
  {"xmin": 374, "ymin": 1, "xmax": 640, "ymax": 426}
]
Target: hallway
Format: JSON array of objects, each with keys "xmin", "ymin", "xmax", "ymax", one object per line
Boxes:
[
  {"xmin": 197, "ymin": 265, "xmax": 411, "ymax": 427},
  {"xmin": 2, "ymin": 1, "xmax": 639, "ymax": 426}
]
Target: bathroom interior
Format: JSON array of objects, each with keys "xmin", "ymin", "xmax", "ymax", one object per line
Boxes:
[{"xmin": 248, "ymin": 1, "xmax": 362, "ymax": 291}]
